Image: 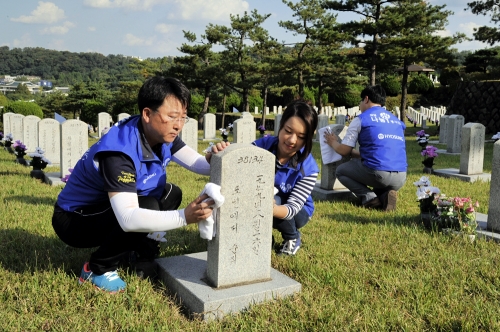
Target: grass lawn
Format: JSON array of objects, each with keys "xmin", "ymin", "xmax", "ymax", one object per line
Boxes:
[{"xmin": 1, "ymin": 122, "xmax": 500, "ymax": 331}]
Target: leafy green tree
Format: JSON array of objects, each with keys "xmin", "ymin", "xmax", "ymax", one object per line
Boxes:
[
  {"xmin": 80, "ymin": 100, "xmax": 107, "ymax": 128},
  {"xmin": 5, "ymin": 101, "xmax": 43, "ymax": 118},
  {"xmin": 467, "ymin": 0, "xmax": 500, "ymax": 46},
  {"xmin": 464, "ymin": 49, "xmax": 499, "ymax": 73},
  {"xmin": 35, "ymin": 90, "xmax": 67, "ymax": 117},
  {"xmin": 322, "ymin": 0, "xmax": 401, "ymax": 85},
  {"xmin": 381, "ymin": 74, "xmax": 401, "ymax": 96},
  {"xmin": 380, "ymin": 1, "xmax": 465, "ymax": 120},
  {"xmin": 205, "ymin": 10, "xmax": 273, "ymax": 113},
  {"xmin": 111, "ymin": 80, "xmax": 142, "ymax": 116},
  {"xmin": 166, "ymin": 30, "xmax": 222, "ymax": 127}
]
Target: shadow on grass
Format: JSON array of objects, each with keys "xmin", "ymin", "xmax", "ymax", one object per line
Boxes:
[
  {"xmin": 0, "ymin": 170, "xmax": 29, "ymax": 177},
  {"xmin": 329, "ymin": 209, "xmax": 427, "ymax": 229},
  {"xmin": 0, "ymin": 228, "xmax": 91, "ymax": 276},
  {"xmin": 5, "ymin": 195, "xmax": 56, "ymax": 206}
]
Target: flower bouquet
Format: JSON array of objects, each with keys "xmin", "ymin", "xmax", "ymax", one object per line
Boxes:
[
  {"xmin": 219, "ymin": 128, "xmax": 228, "ymax": 142},
  {"xmin": 258, "ymin": 124, "xmax": 266, "ymax": 135},
  {"xmin": 416, "ymin": 130, "xmax": 430, "ymax": 149},
  {"xmin": 492, "ymin": 132, "xmax": 500, "ymax": 142},
  {"xmin": 3, "ymin": 133, "xmax": 14, "ymax": 152},
  {"xmin": 13, "ymin": 140, "xmax": 29, "ymax": 165},
  {"xmin": 433, "ymin": 196, "xmax": 479, "ymax": 237},
  {"xmin": 421, "ymin": 145, "xmax": 438, "ymax": 173},
  {"xmin": 61, "ymin": 168, "xmax": 73, "ymax": 183},
  {"xmin": 28, "ymin": 147, "xmax": 52, "ymax": 182},
  {"xmin": 414, "ymin": 176, "xmax": 441, "ymax": 228},
  {"xmin": 227, "ymin": 123, "xmax": 233, "ymax": 132}
]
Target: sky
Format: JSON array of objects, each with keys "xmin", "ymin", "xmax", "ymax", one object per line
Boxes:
[{"xmin": 1, "ymin": 0, "xmax": 497, "ymax": 60}]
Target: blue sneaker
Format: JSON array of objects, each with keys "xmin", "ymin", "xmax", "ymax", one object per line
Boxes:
[
  {"xmin": 279, "ymin": 237, "xmax": 302, "ymax": 255},
  {"xmin": 78, "ymin": 262, "xmax": 126, "ymax": 293}
]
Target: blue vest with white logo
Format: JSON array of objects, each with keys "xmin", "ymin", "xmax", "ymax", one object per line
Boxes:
[
  {"xmin": 56, "ymin": 115, "xmax": 173, "ymax": 212},
  {"xmin": 357, "ymin": 106, "xmax": 407, "ymax": 171},
  {"xmin": 253, "ymin": 136, "xmax": 319, "ymax": 217}
]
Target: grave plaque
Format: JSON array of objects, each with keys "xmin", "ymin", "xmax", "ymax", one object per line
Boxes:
[
  {"xmin": 203, "ymin": 113, "xmax": 216, "ymax": 140},
  {"xmin": 60, "ymin": 120, "xmax": 88, "ymax": 178},
  {"xmin": 207, "ymin": 144, "xmax": 274, "ymax": 287},
  {"xmin": 38, "ymin": 119, "xmax": 61, "ymax": 165},
  {"xmin": 23, "ymin": 115, "xmax": 41, "ymax": 152},
  {"xmin": 233, "ymin": 116, "xmax": 256, "ymax": 144},
  {"xmin": 439, "ymin": 115, "xmax": 450, "ymax": 144},
  {"xmin": 179, "ymin": 117, "xmax": 198, "ymax": 151},
  {"xmin": 98, "ymin": 112, "xmax": 113, "ymax": 138},
  {"xmin": 3, "ymin": 112, "xmax": 14, "ymax": 135},
  {"xmin": 460, "ymin": 123, "xmax": 485, "ymax": 175},
  {"xmin": 447, "ymin": 115, "xmax": 464, "ymax": 153},
  {"xmin": 10, "ymin": 113, "xmax": 25, "ymax": 141}
]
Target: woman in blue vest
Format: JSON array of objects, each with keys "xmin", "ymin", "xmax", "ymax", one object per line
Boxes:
[{"xmin": 253, "ymin": 100, "xmax": 319, "ymax": 255}]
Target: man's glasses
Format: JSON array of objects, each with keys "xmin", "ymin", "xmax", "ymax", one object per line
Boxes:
[{"xmin": 157, "ymin": 112, "xmax": 189, "ymax": 124}]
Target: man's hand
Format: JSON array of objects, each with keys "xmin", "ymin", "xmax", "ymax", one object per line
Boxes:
[
  {"xmin": 324, "ymin": 130, "xmax": 338, "ymax": 147},
  {"xmin": 184, "ymin": 194, "xmax": 215, "ymax": 224},
  {"xmin": 205, "ymin": 141, "xmax": 230, "ymax": 163}
]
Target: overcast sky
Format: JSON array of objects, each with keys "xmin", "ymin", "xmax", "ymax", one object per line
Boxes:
[{"xmin": 1, "ymin": 0, "xmax": 496, "ymax": 59}]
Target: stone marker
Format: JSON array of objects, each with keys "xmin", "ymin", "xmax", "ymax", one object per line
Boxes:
[
  {"xmin": 3, "ymin": 112, "xmax": 14, "ymax": 135},
  {"xmin": 157, "ymin": 144, "xmax": 301, "ymax": 320},
  {"xmin": 117, "ymin": 113, "xmax": 131, "ymax": 121},
  {"xmin": 312, "ymin": 124, "xmax": 352, "ymax": 201},
  {"xmin": 460, "ymin": 123, "xmax": 485, "ymax": 175},
  {"xmin": 60, "ymin": 119, "xmax": 88, "ymax": 178},
  {"xmin": 23, "ymin": 115, "xmax": 41, "ymax": 152},
  {"xmin": 10, "ymin": 113, "xmax": 25, "ymax": 141},
  {"xmin": 274, "ymin": 114, "xmax": 282, "ymax": 137},
  {"xmin": 203, "ymin": 113, "xmax": 216, "ymax": 140},
  {"xmin": 488, "ymin": 141, "xmax": 500, "ymax": 232},
  {"xmin": 233, "ymin": 115, "xmax": 256, "ymax": 144},
  {"xmin": 98, "ymin": 112, "xmax": 113, "ymax": 138},
  {"xmin": 179, "ymin": 117, "xmax": 198, "ymax": 151},
  {"xmin": 38, "ymin": 118, "xmax": 61, "ymax": 166},
  {"xmin": 316, "ymin": 114, "xmax": 329, "ymax": 141},
  {"xmin": 447, "ymin": 114, "xmax": 464, "ymax": 153},
  {"xmin": 335, "ymin": 114, "xmax": 345, "ymax": 126},
  {"xmin": 439, "ymin": 115, "xmax": 450, "ymax": 144}
]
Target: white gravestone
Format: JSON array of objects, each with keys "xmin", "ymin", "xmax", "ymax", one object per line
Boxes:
[
  {"xmin": 488, "ymin": 141, "xmax": 500, "ymax": 232},
  {"xmin": 179, "ymin": 117, "xmax": 198, "ymax": 151},
  {"xmin": 439, "ymin": 115, "xmax": 450, "ymax": 144},
  {"xmin": 316, "ymin": 114, "xmax": 329, "ymax": 141},
  {"xmin": 117, "ymin": 113, "xmax": 131, "ymax": 121},
  {"xmin": 38, "ymin": 119, "xmax": 61, "ymax": 166},
  {"xmin": 23, "ymin": 115, "xmax": 41, "ymax": 152},
  {"xmin": 274, "ymin": 114, "xmax": 282, "ymax": 137},
  {"xmin": 233, "ymin": 115, "xmax": 256, "ymax": 144},
  {"xmin": 98, "ymin": 112, "xmax": 113, "ymax": 138},
  {"xmin": 447, "ymin": 115, "xmax": 464, "ymax": 153},
  {"xmin": 203, "ymin": 113, "xmax": 216, "ymax": 140},
  {"xmin": 10, "ymin": 113, "xmax": 25, "ymax": 141},
  {"xmin": 459, "ymin": 123, "xmax": 485, "ymax": 175},
  {"xmin": 2, "ymin": 112, "xmax": 14, "ymax": 135},
  {"xmin": 60, "ymin": 120, "xmax": 88, "ymax": 178}
]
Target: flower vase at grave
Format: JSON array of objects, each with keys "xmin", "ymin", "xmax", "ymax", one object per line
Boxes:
[
  {"xmin": 4, "ymin": 141, "xmax": 13, "ymax": 153},
  {"xmin": 221, "ymin": 133, "xmax": 228, "ymax": 142},
  {"xmin": 422, "ymin": 157, "xmax": 434, "ymax": 174}
]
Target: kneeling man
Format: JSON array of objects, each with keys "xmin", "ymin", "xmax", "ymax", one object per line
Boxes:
[{"xmin": 324, "ymin": 85, "xmax": 407, "ymax": 211}]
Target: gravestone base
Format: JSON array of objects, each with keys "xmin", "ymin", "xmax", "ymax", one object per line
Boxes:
[
  {"xmin": 45, "ymin": 172, "xmax": 66, "ymax": 186},
  {"xmin": 433, "ymin": 168, "xmax": 491, "ymax": 183},
  {"xmin": 200, "ymin": 138, "xmax": 219, "ymax": 142},
  {"xmin": 436, "ymin": 149, "xmax": 461, "ymax": 156},
  {"xmin": 475, "ymin": 212, "xmax": 500, "ymax": 242},
  {"xmin": 311, "ymin": 182, "xmax": 353, "ymax": 201},
  {"xmin": 427, "ymin": 140, "xmax": 444, "ymax": 145},
  {"xmin": 157, "ymin": 251, "xmax": 301, "ymax": 321}
]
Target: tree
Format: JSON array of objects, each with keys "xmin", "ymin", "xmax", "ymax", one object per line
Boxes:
[
  {"xmin": 464, "ymin": 49, "xmax": 499, "ymax": 73},
  {"xmin": 205, "ymin": 10, "xmax": 273, "ymax": 113},
  {"xmin": 467, "ymin": 0, "xmax": 500, "ymax": 46},
  {"xmin": 35, "ymin": 90, "xmax": 67, "ymax": 117},
  {"xmin": 379, "ymin": 1, "xmax": 465, "ymax": 120},
  {"xmin": 165, "ymin": 30, "xmax": 222, "ymax": 127},
  {"xmin": 322, "ymin": 0, "xmax": 400, "ymax": 86}
]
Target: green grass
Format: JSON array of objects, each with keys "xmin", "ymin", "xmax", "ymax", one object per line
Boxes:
[{"xmin": 1, "ymin": 122, "xmax": 500, "ymax": 331}]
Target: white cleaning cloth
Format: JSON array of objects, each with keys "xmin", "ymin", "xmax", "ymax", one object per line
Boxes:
[{"xmin": 198, "ymin": 183, "xmax": 225, "ymax": 240}]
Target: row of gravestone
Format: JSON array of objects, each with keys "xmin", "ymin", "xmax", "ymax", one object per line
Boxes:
[{"xmin": 3, "ymin": 112, "xmax": 87, "ymax": 178}]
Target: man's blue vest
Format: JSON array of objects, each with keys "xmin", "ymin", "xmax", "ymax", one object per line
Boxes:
[
  {"xmin": 253, "ymin": 136, "xmax": 319, "ymax": 217},
  {"xmin": 357, "ymin": 106, "xmax": 407, "ymax": 172},
  {"xmin": 57, "ymin": 115, "xmax": 174, "ymax": 212}
]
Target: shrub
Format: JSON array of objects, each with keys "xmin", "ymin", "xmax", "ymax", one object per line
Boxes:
[
  {"xmin": 248, "ymin": 94, "xmax": 263, "ymax": 113},
  {"xmin": 408, "ymin": 75, "xmax": 434, "ymax": 94},
  {"xmin": 381, "ymin": 75, "xmax": 401, "ymax": 97},
  {"xmin": 385, "ymin": 94, "xmax": 418, "ymax": 113},
  {"xmin": 303, "ymin": 87, "xmax": 316, "ymax": 105},
  {"xmin": 4, "ymin": 101, "xmax": 43, "ymax": 118},
  {"xmin": 331, "ymin": 85, "xmax": 364, "ymax": 108}
]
